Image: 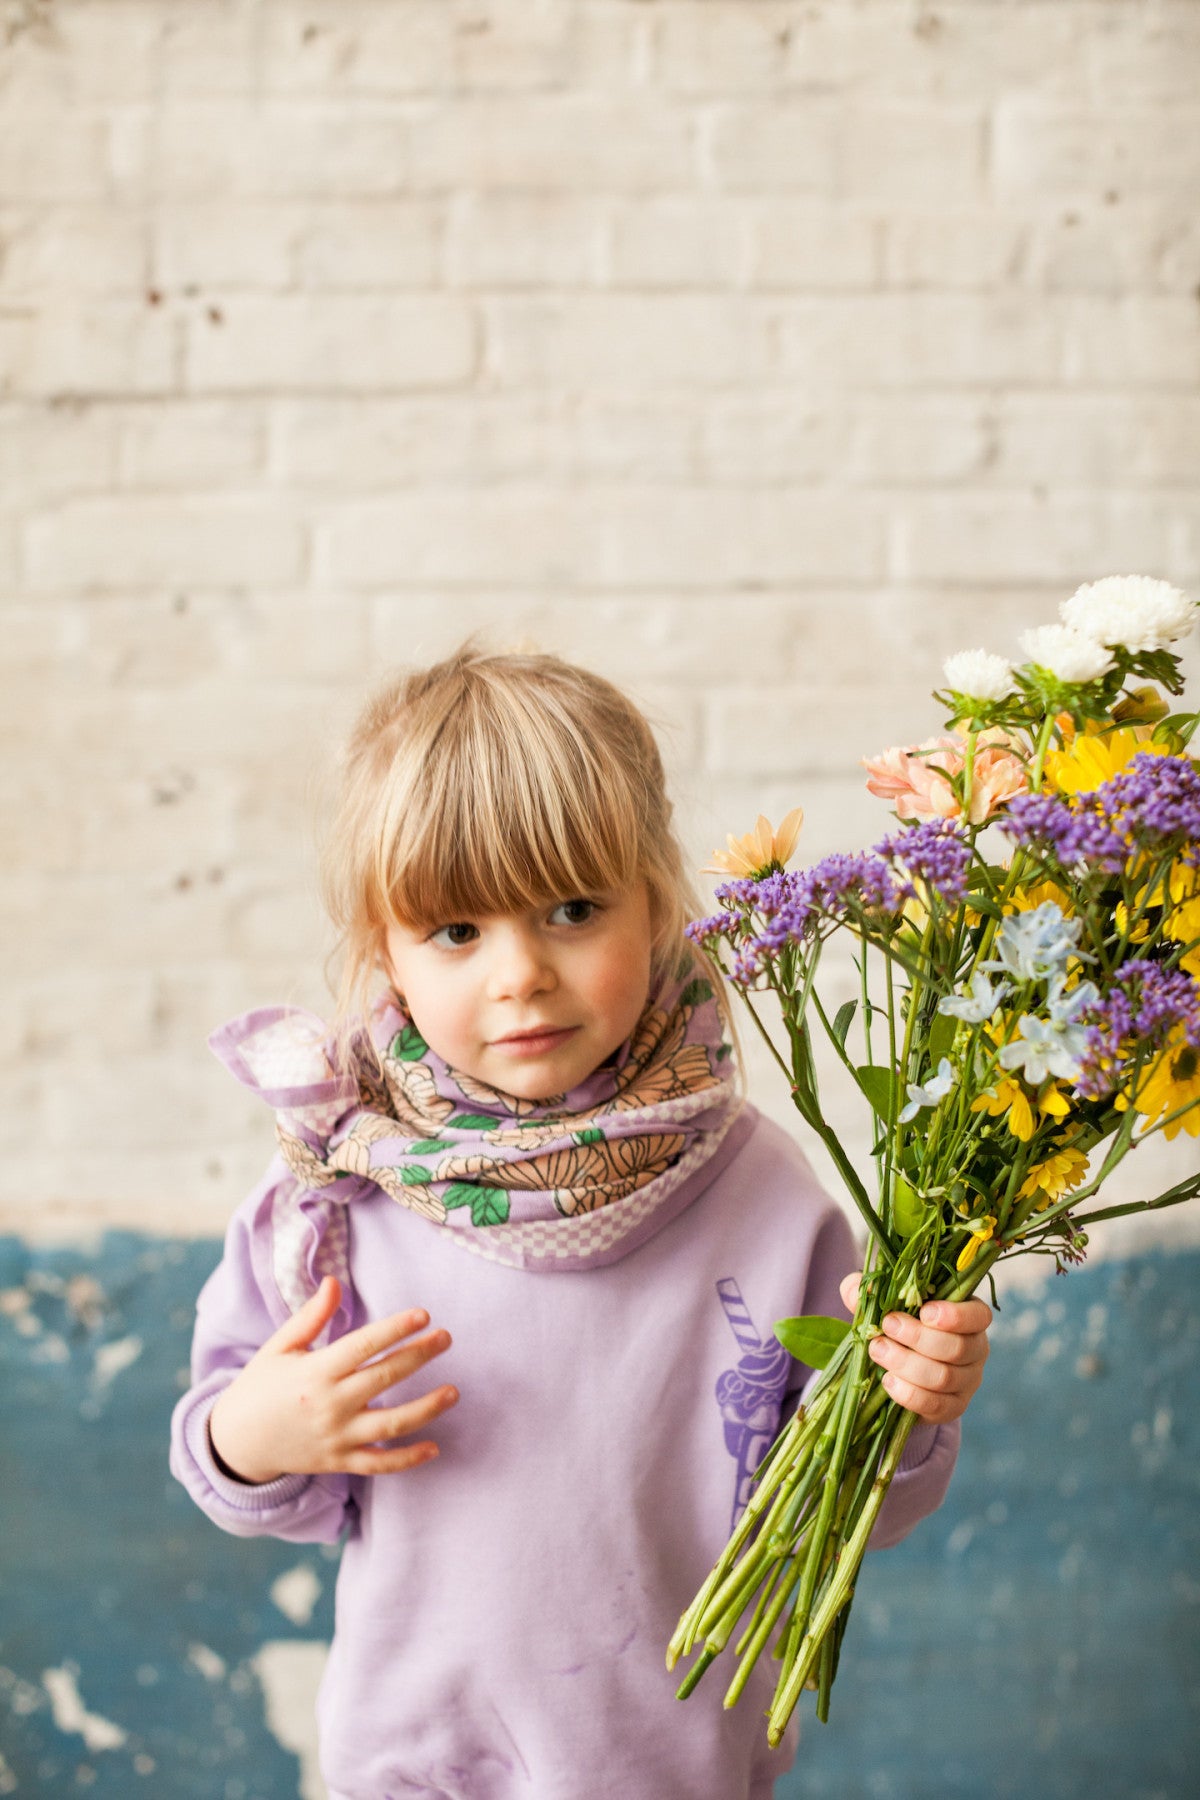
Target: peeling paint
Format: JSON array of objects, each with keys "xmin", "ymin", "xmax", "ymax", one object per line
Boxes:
[
  {"xmin": 252, "ymin": 1642, "xmax": 329, "ymax": 1800},
  {"xmin": 91, "ymin": 1335, "xmax": 143, "ymax": 1389},
  {"xmin": 270, "ymin": 1564, "xmax": 322, "ymax": 1627},
  {"xmin": 41, "ymin": 1668, "xmax": 127, "ymax": 1753},
  {"xmin": 186, "ymin": 1644, "xmax": 226, "ymax": 1683}
]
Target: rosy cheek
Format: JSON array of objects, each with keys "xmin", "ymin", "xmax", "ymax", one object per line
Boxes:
[{"xmin": 592, "ymin": 958, "xmax": 651, "ymax": 1026}]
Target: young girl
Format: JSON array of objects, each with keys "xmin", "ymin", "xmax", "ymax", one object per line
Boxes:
[{"xmin": 171, "ymin": 644, "xmax": 991, "ymax": 1800}]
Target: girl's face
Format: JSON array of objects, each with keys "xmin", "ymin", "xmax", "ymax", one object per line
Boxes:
[{"xmin": 383, "ymin": 881, "xmax": 654, "ymax": 1101}]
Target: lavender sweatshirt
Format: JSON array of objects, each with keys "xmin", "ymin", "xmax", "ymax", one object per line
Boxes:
[{"xmin": 170, "ymin": 1101, "xmax": 960, "ymax": 1800}]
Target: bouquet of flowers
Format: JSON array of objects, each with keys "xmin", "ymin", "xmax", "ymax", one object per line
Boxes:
[{"xmin": 668, "ymin": 575, "xmax": 1200, "ymax": 1743}]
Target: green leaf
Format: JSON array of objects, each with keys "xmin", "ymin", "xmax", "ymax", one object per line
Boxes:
[
  {"xmin": 832, "ymin": 1000, "xmax": 857, "ymax": 1049},
  {"xmin": 400, "ymin": 1164, "xmax": 433, "ymax": 1185},
  {"xmin": 442, "ymin": 1181, "xmax": 490, "ymax": 1210},
  {"xmin": 471, "ymin": 1188, "xmax": 510, "ymax": 1227},
  {"xmin": 855, "ymin": 1064, "xmax": 895, "ymax": 1122},
  {"xmin": 773, "ymin": 1314, "xmax": 851, "ymax": 1369},
  {"xmin": 681, "ymin": 977, "xmax": 714, "ymax": 1008},
  {"xmin": 963, "ymin": 891, "xmax": 1004, "ymax": 921},
  {"xmin": 892, "ymin": 1175, "xmax": 926, "ymax": 1240},
  {"xmin": 716, "ymin": 1042, "xmax": 732, "ymax": 1061},
  {"xmin": 390, "ymin": 1023, "xmax": 429, "ymax": 1063},
  {"xmin": 447, "ymin": 1113, "xmax": 499, "ymax": 1130},
  {"xmin": 441, "ymin": 1180, "xmax": 511, "ymax": 1226},
  {"xmin": 927, "ymin": 1010, "xmax": 957, "ymax": 1063},
  {"xmin": 406, "ymin": 1139, "xmax": 446, "ymax": 1155},
  {"xmin": 1153, "ymin": 709, "xmax": 1198, "ymax": 748}
]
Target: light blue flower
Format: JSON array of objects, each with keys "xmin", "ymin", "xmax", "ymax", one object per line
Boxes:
[
  {"xmin": 937, "ymin": 970, "xmax": 1011, "ymax": 1025},
  {"xmin": 980, "ymin": 901, "xmax": 1093, "ymax": 986},
  {"xmin": 1047, "ymin": 974, "xmax": 1100, "ymax": 1024},
  {"xmin": 996, "ymin": 992, "xmax": 1097, "ymax": 1085},
  {"xmin": 898, "ymin": 1056, "xmax": 957, "ymax": 1124}
]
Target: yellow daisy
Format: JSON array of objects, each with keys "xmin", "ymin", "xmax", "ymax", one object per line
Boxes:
[
  {"xmin": 1017, "ymin": 1145, "xmax": 1090, "ymax": 1210},
  {"xmin": 1121, "ymin": 1030, "xmax": 1200, "ymax": 1141},
  {"xmin": 1004, "ymin": 878, "xmax": 1075, "ymax": 919},
  {"xmin": 1043, "ymin": 725, "xmax": 1170, "ymax": 797},
  {"xmin": 971, "ymin": 1076, "xmax": 1036, "ymax": 1141}
]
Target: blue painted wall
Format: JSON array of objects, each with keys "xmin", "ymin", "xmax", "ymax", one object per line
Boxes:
[{"xmin": 1, "ymin": 1236, "xmax": 1197, "ymax": 1798}]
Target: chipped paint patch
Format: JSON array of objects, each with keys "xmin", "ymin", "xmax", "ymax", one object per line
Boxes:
[
  {"xmin": 41, "ymin": 1667, "xmax": 127, "ymax": 1753},
  {"xmin": 91, "ymin": 1335, "xmax": 142, "ymax": 1389},
  {"xmin": 186, "ymin": 1644, "xmax": 226, "ymax": 1683},
  {"xmin": 270, "ymin": 1564, "xmax": 322, "ymax": 1627},
  {"xmin": 253, "ymin": 1642, "xmax": 329, "ymax": 1800}
]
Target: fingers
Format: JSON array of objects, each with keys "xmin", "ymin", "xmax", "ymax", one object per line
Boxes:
[
  {"xmin": 261, "ymin": 1277, "xmax": 343, "ymax": 1355},
  {"xmin": 877, "ymin": 1302, "xmax": 991, "ymax": 1366},
  {"xmin": 348, "ymin": 1381, "xmax": 459, "ymax": 1449},
  {"xmin": 868, "ymin": 1299, "xmax": 991, "ymax": 1421},
  {"xmin": 839, "ymin": 1272, "xmax": 861, "ymax": 1314},
  {"xmin": 918, "ymin": 1296, "xmax": 993, "ymax": 1336},
  {"xmin": 342, "ymin": 1439, "xmax": 443, "ymax": 1478},
  {"xmin": 342, "ymin": 1327, "xmax": 454, "ymax": 1405},
  {"xmin": 323, "ymin": 1307, "xmax": 438, "ymax": 1379}
]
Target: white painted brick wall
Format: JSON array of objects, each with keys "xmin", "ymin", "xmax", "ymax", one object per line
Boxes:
[{"xmin": 2, "ymin": 0, "xmax": 1198, "ymax": 1254}]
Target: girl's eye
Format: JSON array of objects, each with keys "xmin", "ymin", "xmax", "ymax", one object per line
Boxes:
[
  {"xmin": 429, "ymin": 922, "xmax": 478, "ymax": 948},
  {"xmin": 549, "ymin": 899, "xmax": 597, "ymax": 927}
]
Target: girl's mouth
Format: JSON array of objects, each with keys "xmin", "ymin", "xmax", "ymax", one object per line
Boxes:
[{"xmin": 493, "ymin": 1026, "xmax": 579, "ymax": 1056}]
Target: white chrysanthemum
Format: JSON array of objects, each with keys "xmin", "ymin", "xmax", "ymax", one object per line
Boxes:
[
  {"xmin": 942, "ymin": 649, "xmax": 1015, "ymax": 701},
  {"xmin": 1018, "ymin": 624, "xmax": 1114, "ymax": 685},
  {"xmin": 1060, "ymin": 574, "xmax": 1196, "ymax": 652}
]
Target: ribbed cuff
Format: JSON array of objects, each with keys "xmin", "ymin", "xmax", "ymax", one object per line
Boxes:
[{"xmin": 184, "ymin": 1392, "xmax": 312, "ymax": 1513}]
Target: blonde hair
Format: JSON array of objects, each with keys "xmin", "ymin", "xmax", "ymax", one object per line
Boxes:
[{"xmin": 318, "ymin": 639, "xmax": 742, "ymax": 1077}]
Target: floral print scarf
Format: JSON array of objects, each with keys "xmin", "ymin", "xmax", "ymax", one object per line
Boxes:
[{"xmin": 209, "ymin": 960, "xmax": 742, "ymax": 1308}]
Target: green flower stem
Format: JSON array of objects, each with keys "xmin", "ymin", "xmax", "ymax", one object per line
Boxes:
[
  {"xmin": 721, "ymin": 1550, "xmax": 807, "ymax": 1708},
  {"xmin": 765, "ymin": 1408, "xmax": 919, "ymax": 1746},
  {"xmin": 774, "ymin": 1340, "xmax": 870, "ymax": 1677},
  {"xmin": 672, "ymin": 1383, "xmax": 843, "ymax": 1664},
  {"xmin": 859, "ymin": 946, "xmax": 874, "ymax": 1066},
  {"xmin": 1029, "ymin": 709, "xmax": 1058, "ymax": 791},
  {"xmin": 1071, "ymin": 1168, "xmax": 1200, "ymax": 1228},
  {"xmin": 962, "ymin": 728, "xmax": 978, "ymax": 818}
]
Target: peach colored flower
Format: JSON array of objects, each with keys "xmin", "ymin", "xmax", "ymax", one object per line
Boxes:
[
  {"xmin": 863, "ymin": 730, "xmax": 1028, "ymax": 825},
  {"xmin": 702, "ymin": 807, "xmax": 804, "ymax": 877},
  {"xmin": 967, "ymin": 728, "xmax": 1029, "ymax": 823},
  {"xmin": 862, "ymin": 737, "xmax": 962, "ymax": 821}
]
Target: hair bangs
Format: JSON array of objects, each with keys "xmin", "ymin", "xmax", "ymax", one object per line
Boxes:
[{"xmin": 380, "ymin": 681, "xmax": 643, "ymax": 930}]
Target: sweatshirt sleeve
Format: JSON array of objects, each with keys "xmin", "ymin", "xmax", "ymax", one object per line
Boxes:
[
  {"xmin": 168, "ymin": 1155, "xmax": 357, "ymax": 1545},
  {"xmin": 785, "ymin": 1199, "xmax": 962, "ymax": 1554}
]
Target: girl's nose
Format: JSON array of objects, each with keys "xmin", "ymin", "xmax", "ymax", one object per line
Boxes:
[{"xmin": 485, "ymin": 928, "xmax": 555, "ymax": 1001}]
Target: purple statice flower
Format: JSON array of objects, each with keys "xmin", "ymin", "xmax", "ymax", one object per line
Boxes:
[
  {"xmin": 999, "ymin": 792, "xmax": 1129, "ymax": 872},
  {"xmin": 875, "ymin": 820, "xmax": 972, "ymax": 905},
  {"xmin": 804, "ymin": 850, "xmax": 914, "ymax": 916},
  {"xmin": 1074, "ymin": 959, "xmax": 1200, "ymax": 1098},
  {"xmin": 712, "ymin": 875, "xmax": 764, "ymax": 908},
  {"xmin": 708, "ymin": 852, "xmax": 914, "ymax": 984},
  {"xmin": 685, "ymin": 911, "xmax": 742, "ymax": 948},
  {"xmin": 1002, "ymin": 752, "xmax": 1200, "ymax": 874},
  {"xmin": 1093, "ymin": 752, "xmax": 1200, "ymax": 867}
]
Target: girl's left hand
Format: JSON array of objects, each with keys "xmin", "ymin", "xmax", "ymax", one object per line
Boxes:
[{"xmin": 840, "ymin": 1272, "xmax": 992, "ymax": 1424}]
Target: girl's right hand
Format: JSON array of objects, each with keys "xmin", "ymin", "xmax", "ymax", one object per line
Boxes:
[{"xmin": 207, "ymin": 1276, "xmax": 458, "ymax": 1485}]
